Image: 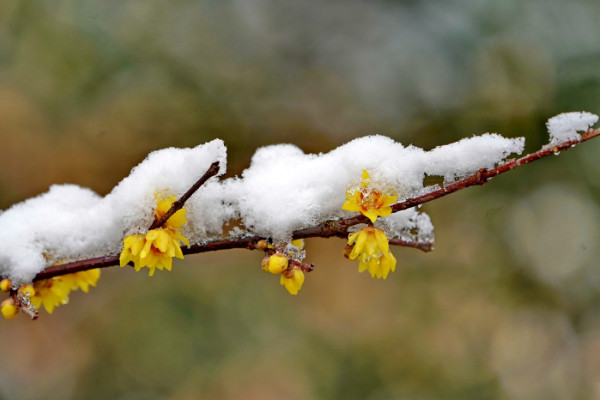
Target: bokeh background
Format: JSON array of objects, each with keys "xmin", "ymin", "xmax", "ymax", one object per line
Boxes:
[{"xmin": 1, "ymin": 0, "xmax": 600, "ymax": 399}]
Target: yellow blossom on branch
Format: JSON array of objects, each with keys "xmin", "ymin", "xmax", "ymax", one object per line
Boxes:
[
  {"xmin": 261, "ymin": 252, "xmax": 306, "ymax": 295},
  {"xmin": 342, "ymin": 170, "xmax": 397, "ymax": 223},
  {"xmin": 30, "ymin": 269, "xmax": 101, "ymax": 314},
  {"xmin": 347, "ymin": 227, "xmax": 397, "ymax": 279},
  {"xmin": 119, "ymin": 195, "xmax": 190, "ymax": 276}
]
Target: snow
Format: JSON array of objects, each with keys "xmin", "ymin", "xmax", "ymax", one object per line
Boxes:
[
  {"xmin": 546, "ymin": 112, "xmax": 598, "ymax": 145},
  {"xmin": 0, "ymin": 125, "xmax": 529, "ymax": 283},
  {"xmin": 0, "ymin": 139, "xmax": 227, "ymax": 283}
]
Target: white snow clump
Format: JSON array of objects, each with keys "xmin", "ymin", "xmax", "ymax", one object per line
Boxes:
[{"xmin": 546, "ymin": 112, "xmax": 598, "ymax": 145}]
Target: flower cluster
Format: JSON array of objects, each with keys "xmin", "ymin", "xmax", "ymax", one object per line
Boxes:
[
  {"xmin": 347, "ymin": 227, "xmax": 396, "ymax": 279},
  {"xmin": 120, "ymin": 196, "xmax": 190, "ymax": 276},
  {"xmin": 31, "ymin": 269, "xmax": 101, "ymax": 313},
  {"xmin": 343, "ymin": 170, "xmax": 398, "ymax": 279},
  {"xmin": 261, "ymin": 240, "xmax": 305, "ymax": 295},
  {"xmin": 1, "ymin": 269, "xmax": 101, "ymax": 318}
]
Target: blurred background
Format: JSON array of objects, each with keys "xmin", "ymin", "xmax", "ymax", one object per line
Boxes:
[{"xmin": 1, "ymin": 0, "xmax": 600, "ymax": 399}]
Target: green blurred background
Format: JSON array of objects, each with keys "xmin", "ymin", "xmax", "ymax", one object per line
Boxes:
[{"xmin": 1, "ymin": 0, "xmax": 600, "ymax": 399}]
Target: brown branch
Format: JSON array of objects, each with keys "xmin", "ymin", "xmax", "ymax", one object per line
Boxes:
[
  {"xmin": 149, "ymin": 161, "xmax": 220, "ymax": 230},
  {"xmin": 388, "ymin": 239, "xmax": 434, "ymax": 252},
  {"xmin": 30, "ymin": 127, "xmax": 600, "ymax": 282}
]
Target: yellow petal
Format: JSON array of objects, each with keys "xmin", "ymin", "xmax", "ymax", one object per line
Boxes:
[
  {"xmin": 291, "ymin": 239, "xmax": 305, "ymax": 250},
  {"xmin": 342, "ymin": 200, "xmax": 362, "ymax": 213},
  {"xmin": 120, "ymin": 250, "xmax": 133, "ymax": 267},
  {"xmin": 140, "ymin": 239, "xmax": 153, "ymax": 259},
  {"xmin": 358, "ymin": 259, "xmax": 369, "ymax": 273},
  {"xmin": 173, "ymin": 242, "xmax": 184, "ymax": 259},
  {"xmin": 374, "ymin": 229, "xmax": 389, "ymax": 254},
  {"xmin": 176, "ymin": 232, "xmax": 190, "ymax": 247},
  {"xmin": 363, "ymin": 209, "xmax": 379, "ymax": 223},
  {"xmin": 364, "ymin": 230, "xmax": 379, "ymax": 257},
  {"xmin": 376, "ymin": 206, "xmax": 393, "ymax": 218},
  {"xmin": 347, "ymin": 231, "xmax": 360, "ymax": 245},
  {"xmin": 280, "ymin": 269, "xmax": 304, "ymax": 295},
  {"xmin": 349, "ymin": 230, "xmax": 367, "ymax": 260},
  {"xmin": 381, "ymin": 194, "xmax": 397, "ymax": 207},
  {"xmin": 154, "ymin": 230, "xmax": 170, "ymax": 253},
  {"xmin": 162, "ymin": 255, "xmax": 173, "ymax": 271},
  {"xmin": 382, "ymin": 251, "xmax": 396, "ymax": 275},
  {"xmin": 167, "ymin": 209, "xmax": 187, "ymax": 228}
]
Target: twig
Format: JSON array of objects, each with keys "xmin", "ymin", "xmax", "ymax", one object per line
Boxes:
[
  {"xmin": 388, "ymin": 239, "xmax": 434, "ymax": 252},
  {"xmin": 30, "ymin": 127, "xmax": 600, "ymax": 281},
  {"xmin": 149, "ymin": 161, "xmax": 220, "ymax": 230}
]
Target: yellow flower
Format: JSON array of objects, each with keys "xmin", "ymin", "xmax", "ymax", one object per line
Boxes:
[
  {"xmin": 347, "ymin": 227, "xmax": 397, "ymax": 279},
  {"xmin": 139, "ymin": 229, "xmax": 185, "ymax": 276},
  {"xmin": 119, "ymin": 195, "xmax": 190, "ymax": 276},
  {"xmin": 262, "ymin": 254, "xmax": 289, "ymax": 275},
  {"xmin": 30, "ymin": 269, "xmax": 101, "ymax": 314},
  {"xmin": 119, "ymin": 234, "xmax": 146, "ymax": 270},
  {"xmin": 1, "ymin": 298, "xmax": 19, "ymax": 319},
  {"xmin": 342, "ymin": 170, "xmax": 397, "ymax": 223},
  {"xmin": 280, "ymin": 267, "xmax": 304, "ymax": 295}
]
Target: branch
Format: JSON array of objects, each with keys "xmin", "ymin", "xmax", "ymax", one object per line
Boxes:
[
  {"xmin": 31, "ymin": 128, "xmax": 600, "ymax": 281},
  {"xmin": 149, "ymin": 161, "xmax": 220, "ymax": 230}
]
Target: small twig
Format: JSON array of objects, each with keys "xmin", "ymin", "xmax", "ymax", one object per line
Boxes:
[
  {"xmin": 28, "ymin": 127, "xmax": 600, "ymax": 281},
  {"xmin": 290, "ymin": 259, "xmax": 315, "ymax": 273},
  {"xmin": 18, "ymin": 303, "xmax": 38, "ymax": 320},
  {"xmin": 149, "ymin": 161, "xmax": 220, "ymax": 230},
  {"xmin": 388, "ymin": 239, "xmax": 434, "ymax": 252}
]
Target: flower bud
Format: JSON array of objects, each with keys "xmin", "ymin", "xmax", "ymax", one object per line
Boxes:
[
  {"xmin": 0, "ymin": 279, "xmax": 12, "ymax": 293},
  {"xmin": 18, "ymin": 284, "xmax": 35, "ymax": 298},
  {"xmin": 1, "ymin": 298, "xmax": 19, "ymax": 319},
  {"xmin": 266, "ymin": 254, "xmax": 288, "ymax": 275}
]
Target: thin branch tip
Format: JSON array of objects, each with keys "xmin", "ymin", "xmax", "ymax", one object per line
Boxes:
[{"xmin": 150, "ymin": 160, "xmax": 221, "ymax": 230}]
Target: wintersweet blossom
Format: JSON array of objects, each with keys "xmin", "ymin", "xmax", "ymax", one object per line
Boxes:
[
  {"xmin": 347, "ymin": 227, "xmax": 397, "ymax": 279},
  {"xmin": 342, "ymin": 170, "xmax": 397, "ymax": 223},
  {"xmin": 31, "ymin": 269, "xmax": 101, "ymax": 314},
  {"xmin": 280, "ymin": 267, "xmax": 304, "ymax": 295},
  {"xmin": 119, "ymin": 196, "xmax": 190, "ymax": 276}
]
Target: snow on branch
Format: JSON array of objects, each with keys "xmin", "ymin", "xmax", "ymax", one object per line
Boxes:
[{"xmin": 0, "ymin": 111, "xmax": 598, "ymax": 319}]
